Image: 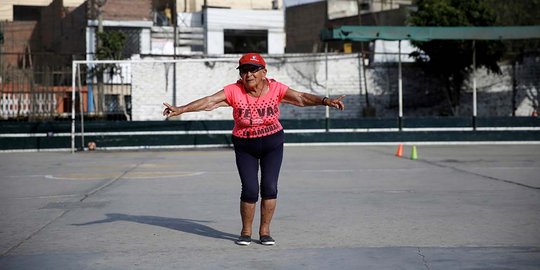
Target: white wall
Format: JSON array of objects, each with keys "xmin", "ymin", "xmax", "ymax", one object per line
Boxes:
[
  {"xmin": 268, "ymin": 30, "xmax": 286, "ymax": 55},
  {"xmin": 129, "ymin": 54, "xmax": 540, "ymax": 121},
  {"xmin": 373, "ymin": 40, "xmax": 416, "ymax": 63},
  {"xmin": 205, "ymin": 8, "xmax": 285, "ymax": 55},
  {"xmin": 131, "ymin": 55, "xmax": 358, "ymax": 120},
  {"xmin": 179, "ymin": 0, "xmax": 283, "ymax": 12},
  {"xmin": 206, "ymin": 30, "xmax": 225, "ymax": 55}
]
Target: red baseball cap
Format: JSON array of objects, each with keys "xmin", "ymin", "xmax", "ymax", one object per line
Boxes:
[{"xmin": 237, "ymin": 53, "xmax": 266, "ymax": 69}]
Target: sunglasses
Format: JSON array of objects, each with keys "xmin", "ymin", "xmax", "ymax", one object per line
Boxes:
[{"xmin": 239, "ymin": 65, "xmax": 264, "ymax": 75}]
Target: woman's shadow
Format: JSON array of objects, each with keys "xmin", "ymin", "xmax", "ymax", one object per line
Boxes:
[{"xmin": 72, "ymin": 213, "xmax": 238, "ymax": 242}]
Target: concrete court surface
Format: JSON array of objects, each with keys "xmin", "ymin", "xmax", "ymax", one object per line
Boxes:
[{"xmin": 1, "ymin": 144, "xmax": 540, "ymax": 269}]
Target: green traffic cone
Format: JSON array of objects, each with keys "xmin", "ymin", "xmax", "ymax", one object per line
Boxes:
[{"xmin": 411, "ymin": 146, "xmax": 418, "ymax": 160}]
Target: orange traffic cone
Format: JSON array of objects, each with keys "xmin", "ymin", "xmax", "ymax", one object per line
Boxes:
[{"xmin": 395, "ymin": 144, "xmax": 403, "ymax": 157}]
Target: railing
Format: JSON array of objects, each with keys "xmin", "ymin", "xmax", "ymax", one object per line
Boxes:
[
  {"xmin": 0, "ymin": 67, "xmax": 75, "ymax": 120},
  {"xmin": 0, "ymin": 64, "xmax": 126, "ymax": 120},
  {"xmin": 1, "ymin": 92, "xmax": 58, "ymax": 119}
]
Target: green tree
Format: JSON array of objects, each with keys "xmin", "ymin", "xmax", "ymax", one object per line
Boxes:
[
  {"xmin": 93, "ymin": 30, "xmax": 127, "ymax": 114},
  {"xmin": 408, "ymin": 0, "xmax": 505, "ymax": 115},
  {"xmin": 96, "ymin": 30, "xmax": 127, "ymax": 60},
  {"xmin": 487, "ymin": 0, "xmax": 540, "ymax": 114}
]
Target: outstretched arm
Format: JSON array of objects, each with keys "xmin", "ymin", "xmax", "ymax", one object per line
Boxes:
[
  {"xmin": 162, "ymin": 89, "xmax": 228, "ymax": 118},
  {"xmin": 282, "ymin": 88, "xmax": 345, "ymax": 110}
]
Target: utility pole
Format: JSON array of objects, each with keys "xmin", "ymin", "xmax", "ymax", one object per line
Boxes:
[
  {"xmin": 0, "ymin": 25, "xmax": 4, "ymax": 86},
  {"xmin": 173, "ymin": 0, "xmax": 177, "ymax": 106},
  {"xmin": 357, "ymin": 0, "xmax": 372, "ymax": 115},
  {"xmin": 95, "ymin": 0, "xmax": 107, "ymax": 114},
  {"xmin": 96, "ymin": 0, "xmax": 106, "ymax": 47}
]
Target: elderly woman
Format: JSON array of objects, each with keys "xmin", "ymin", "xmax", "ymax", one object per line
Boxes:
[{"xmin": 163, "ymin": 53, "xmax": 345, "ymax": 246}]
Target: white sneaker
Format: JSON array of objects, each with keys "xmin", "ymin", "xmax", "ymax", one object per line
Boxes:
[
  {"xmin": 259, "ymin": 235, "xmax": 275, "ymax": 246},
  {"xmin": 236, "ymin": 235, "xmax": 252, "ymax": 246}
]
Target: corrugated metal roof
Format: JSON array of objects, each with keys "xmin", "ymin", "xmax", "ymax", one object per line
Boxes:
[{"xmin": 321, "ymin": 26, "xmax": 540, "ymax": 41}]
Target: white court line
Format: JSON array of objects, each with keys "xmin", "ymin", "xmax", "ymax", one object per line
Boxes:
[
  {"xmin": 285, "ymin": 141, "xmax": 540, "ymax": 147},
  {"xmin": 6, "ymin": 175, "xmax": 45, "ymax": 178},
  {"xmin": 2, "ymin": 126, "xmax": 540, "ymax": 138},
  {"xmin": 44, "ymin": 174, "xmax": 117, "ymax": 180},
  {"xmin": 0, "ymin": 148, "xmax": 72, "ymax": 153},
  {"xmin": 13, "ymin": 194, "xmax": 81, "ymax": 200},
  {"xmin": 3, "ymin": 141, "xmax": 540, "ymax": 153},
  {"xmin": 0, "ymin": 130, "xmax": 230, "ymax": 137},
  {"xmin": 43, "ymin": 171, "xmax": 205, "ymax": 180}
]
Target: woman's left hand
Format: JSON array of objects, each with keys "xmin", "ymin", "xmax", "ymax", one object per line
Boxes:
[{"xmin": 327, "ymin": 95, "xmax": 346, "ymax": 110}]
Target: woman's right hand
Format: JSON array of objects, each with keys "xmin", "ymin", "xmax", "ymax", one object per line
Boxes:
[{"xmin": 162, "ymin": 102, "xmax": 182, "ymax": 118}]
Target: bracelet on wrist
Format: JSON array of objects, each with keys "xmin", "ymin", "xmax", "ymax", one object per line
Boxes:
[{"xmin": 322, "ymin": 97, "xmax": 328, "ymax": 106}]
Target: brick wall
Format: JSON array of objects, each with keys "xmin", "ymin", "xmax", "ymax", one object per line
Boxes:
[
  {"xmin": 99, "ymin": 0, "xmax": 153, "ymax": 21},
  {"xmin": 285, "ymin": 2, "xmax": 327, "ymax": 53},
  {"xmin": 285, "ymin": 2, "xmax": 410, "ymax": 54},
  {"xmin": 39, "ymin": 0, "xmax": 87, "ymax": 62},
  {"xmin": 0, "ymin": 21, "xmax": 38, "ymax": 68},
  {"xmin": 0, "ymin": 0, "xmax": 87, "ymax": 69}
]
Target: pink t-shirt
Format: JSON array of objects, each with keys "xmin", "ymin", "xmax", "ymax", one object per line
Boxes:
[{"xmin": 224, "ymin": 78, "xmax": 289, "ymax": 138}]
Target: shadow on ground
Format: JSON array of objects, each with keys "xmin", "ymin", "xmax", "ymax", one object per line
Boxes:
[{"xmin": 73, "ymin": 213, "xmax": 237, "ymax": 241}]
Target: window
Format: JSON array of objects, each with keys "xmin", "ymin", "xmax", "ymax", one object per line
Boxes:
[
  {"xmin": 224, "ymin": 30, "xmax": 268, "ymax": 54},
  {"xmin": 102, "ymin": 27, "xmax": 141, "ymax": 58},
  {"xmin": 360, "ymin": 3, "xmax": 370, "ymax": 11},
  {"xmin": 13, "ymin": 5, "xmax": 43, "ymax": 21}
]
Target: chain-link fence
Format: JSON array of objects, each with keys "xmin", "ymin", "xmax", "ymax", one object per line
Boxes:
[
  {"xmin": 3, "ymin": 52, "xmax": 539, "ymax": 121},
  {"xmin": 1, "ymin": 60, "xmax": 132, "ymax": 121},
  {"xmin": 0, "ymin": 66, "xmax": 73, "ymax": 120}
]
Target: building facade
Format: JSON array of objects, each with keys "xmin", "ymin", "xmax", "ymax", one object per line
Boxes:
[
  {"xmin": 0, "ymin": 0, "xmax": 286, "ymax": 119},
  {"xmin": 285, "ymin": 0, "xmax": 413, "ymax": 53},
  {"xmin": 0, "ymin": 0, "xmax": 86, "ymax": 21},
  {"xmin": 85, "ymin": 0, "xmax": 285, "ymax": 57}
]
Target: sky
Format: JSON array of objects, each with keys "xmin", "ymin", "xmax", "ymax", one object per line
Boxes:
[{"xmin": 283, "ymin": 0, "xmax": 323, "ymax": 7}]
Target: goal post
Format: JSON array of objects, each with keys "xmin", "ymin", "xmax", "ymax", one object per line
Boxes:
[{"xmin": 70, "ymin": 57, "xmax": 241, "ymax": 153}]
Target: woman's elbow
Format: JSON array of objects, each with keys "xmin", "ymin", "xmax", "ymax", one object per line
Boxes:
[
  {"xmin": 292, "ymin": 98, "xmax": 306, "ymax": 107},
  {"xmin": 204, "ymin": 102, "xmax": 218, "ymax": 111},
  {"xmin": 205, "ymin": 100, "xmax": 226, "ymax": 111}
]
